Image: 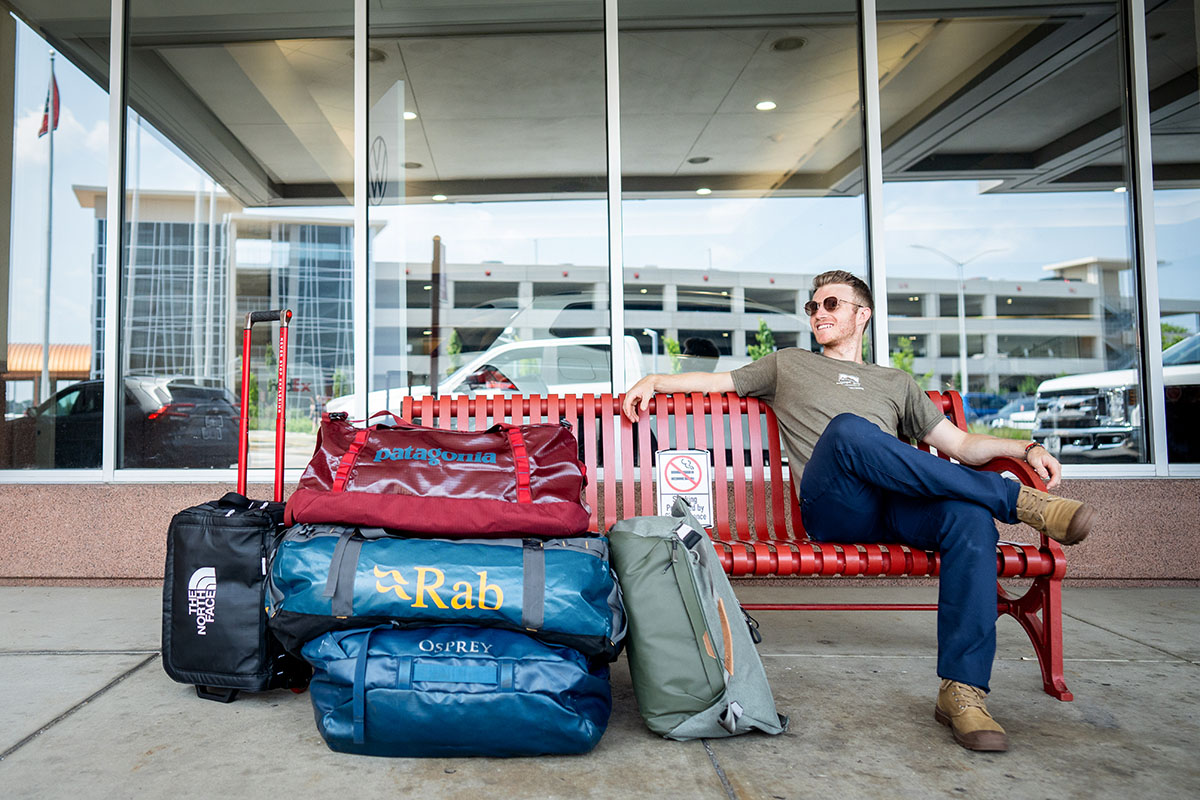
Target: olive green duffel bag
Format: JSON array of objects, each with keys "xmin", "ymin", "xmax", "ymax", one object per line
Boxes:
[{"xmin": 608, "ymin": 499, "xmax": 788, "ymax": 740}]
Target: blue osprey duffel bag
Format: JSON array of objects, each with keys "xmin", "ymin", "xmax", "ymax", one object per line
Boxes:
[
  {"xmin": 303, "ymin": 625, "xmax": 612, "ymax": 757},
  {"xmin": 268, "ymin": 524, "xmax": 625, "ymax": 660}
]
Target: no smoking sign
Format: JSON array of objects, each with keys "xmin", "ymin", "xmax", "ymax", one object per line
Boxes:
[{"xmin": 656, "ymin": 449, "xmax": 713, "ymax": 526}]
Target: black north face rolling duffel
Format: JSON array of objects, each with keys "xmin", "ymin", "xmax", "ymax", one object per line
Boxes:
[{"xmin": 161, "ymin": 309, "xmax": 310, "ymax": 702}]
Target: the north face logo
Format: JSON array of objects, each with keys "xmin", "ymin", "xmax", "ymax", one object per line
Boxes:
[{"xmin": 187, "ymin": 567, "xmax": 217, "ymax": 635}]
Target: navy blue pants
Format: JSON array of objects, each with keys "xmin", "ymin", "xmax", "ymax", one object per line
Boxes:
[{"xmin": 798, "ymin": 414, "xmax": 1022, "ymax": 692}]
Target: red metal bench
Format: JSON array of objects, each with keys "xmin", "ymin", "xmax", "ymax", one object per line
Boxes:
[{"xmin": 399, "ymin": 389, "xmax": 1072, "ymax": 701}]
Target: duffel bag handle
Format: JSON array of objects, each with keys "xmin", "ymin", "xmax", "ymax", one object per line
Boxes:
[
  {"xmin": 365, "ymin": 410, "xmax": 513, "ymax": 437},
  {"xmin": 329, "ymin": 416, "xmax": 534, "ymax": 504},
  {"xmin": 351, "ymin": 626, "xmax": 515, "ymax": 743}
]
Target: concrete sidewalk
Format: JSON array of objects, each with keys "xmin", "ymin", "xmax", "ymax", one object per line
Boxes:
[{"xmin": 1, "ymin": 585, "xmax": 1196, "ymax": 799}]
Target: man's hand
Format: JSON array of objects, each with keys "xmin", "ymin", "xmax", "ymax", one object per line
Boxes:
[
  {"xmin": 922, "ymin": 420, "xmax": 1064, "ymax": 491},
  {"xmin": 1026, "ymin": 445, "xmax": 1063, "ymax": 490},
  {"xmin": 621, "ymin": 371, "xmax": 736, "ymax": 423},
  {"xmin": 622, "ymin": 375, "xmax": 659, "ymax": 423}
]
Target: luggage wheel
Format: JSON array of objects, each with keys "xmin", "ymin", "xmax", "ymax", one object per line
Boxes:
[{"xmin": 195, "ymin": 685, "xmax": 239, "ymax": 703}]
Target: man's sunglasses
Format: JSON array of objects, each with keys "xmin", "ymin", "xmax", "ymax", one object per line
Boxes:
[{"xmin": 804, "ymin": 296, "xmax": 865, "ymax": 317}]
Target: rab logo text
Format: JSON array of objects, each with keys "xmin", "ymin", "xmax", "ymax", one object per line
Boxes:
[
  {"xmin": 374, "ymin": 446, "xmax": 498, "ymax": 466},
  {"xmin": 187, "ymin": 567, "xmax": 217, "ymax": 635},
  {"xmin": 374, "ymin": 565, "xmax": 504, "ymax": 610}
]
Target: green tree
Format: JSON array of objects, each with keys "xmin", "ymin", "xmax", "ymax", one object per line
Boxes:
[
  {"xmin": 747, "ymin": 318, "xmax": 776, "ymax": 361},
  {"xmin": 332, "ymin": 367, "xmax": 351, "ymax": 399},
  {"xmin": 1017, "ymin": 375, "xmax": 1040, "ymax": 395},
  {"xmin": 663, "ymin": 336, "xmax": 682, "ymax": 373},
  {"xmin": 1163, "ymin": 322, "xmax": 1189, "ymax": 351},
  {"xmin": 890, "ymin": 336, "xmax": 933, "ymax": 390},
  {"xmin": 447, "ymin": 328, "xmax": 463, "ymax": 375}
]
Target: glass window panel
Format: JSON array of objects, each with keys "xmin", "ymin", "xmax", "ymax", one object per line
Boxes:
[
  {"xmin": 1147, "ymin": 0, "xmax": 1200, "ymax": 464},
  {"xmin": 880, "ymin": 1, "xmax": 1141, "ymax": 461},
  {"xmin": 121, "ymin": 1, "xmax": 354, "ymax": 470},
  {"xmin": 2, "ymin": 8, "xmax": 110, "ymax": 469},
  {"xmin": 618, "ymin": 0, "xmax": 865, "ymax": 464},
  {"xmin": 361, "ymin": 1, "xmax": 609, "ymax": 418}
]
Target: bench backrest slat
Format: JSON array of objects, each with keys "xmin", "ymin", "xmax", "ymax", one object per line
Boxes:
[
  {"xmin": 726, "ymin": 396, "xmax": 750, "ymax": 536},
  {"xmin": 579, "ymin": 394, "xmax": 599, "ymax": 525},
  {"xmin": 600, "ymin": 394, "xmax": 619, "ymax": 531},
  {"xmin": 707, "ymin": 392, "xmax": 733, "ymax": 541},
  {"xmin": 637, "ymin": 405, "xmax": 654, "ymax": 517},
  {"xmin": 745, "ymin": 398, "xmax": 769, "ymax": 540}
]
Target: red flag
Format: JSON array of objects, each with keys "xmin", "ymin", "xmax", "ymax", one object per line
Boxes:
[{"xmin": 37, "ymin": 71, "xmax": 59, "ymax": 138}]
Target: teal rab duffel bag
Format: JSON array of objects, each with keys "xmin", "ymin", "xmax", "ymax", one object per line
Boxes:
[
  {"xmin": 268, "ymin": 524, "xmax": 625, "ymax": 660},
  {"xmin": 303, "ymin": 625, "xmax": 612, "ymax": 757},
  {"xmin": 608, "ymin": 499, "xmax": 788, "ymax": 740}
]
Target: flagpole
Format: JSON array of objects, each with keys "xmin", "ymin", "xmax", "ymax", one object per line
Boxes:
[{"xmin": 39, "ymin": 51, "xmax": 55, "ymax": 403}]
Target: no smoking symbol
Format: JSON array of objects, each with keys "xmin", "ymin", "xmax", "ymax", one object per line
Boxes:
[{"xmin": 664, "ymin": 455, "xmax": 703, "ymax": 493}]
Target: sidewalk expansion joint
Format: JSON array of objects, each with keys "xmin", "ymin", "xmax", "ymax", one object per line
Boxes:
[
  {"xmin": 702, "ymin": 739, "xmax": 739, "ymax": 800},
  {"xmin": 762, "ymin": 653, "xmax": 1191, "ymax": 664},
  {"xmin": 0, "ymin": 653, "xmax": 158, "ymax": 764},
  {"xmin": 1062, "ymin": 611, "xmax": 1198, "ymax": 664},
  {"xmin": 0, "ymin": 649, "xmax": 159, "ymax": 657}
]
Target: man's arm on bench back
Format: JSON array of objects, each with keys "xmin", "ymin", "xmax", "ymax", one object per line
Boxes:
[{"xmin": 622, "ymin": 371, "xmax": 736, "ymax": 423}]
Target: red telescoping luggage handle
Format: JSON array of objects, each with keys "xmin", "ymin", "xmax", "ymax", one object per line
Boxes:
[
  {"xmin": 327, "ymin": 411, "xmax": 533, "ymax": 502},
  {"xmin": 237, "ymin": 309, "xmax": 292, "ymax": 502}
]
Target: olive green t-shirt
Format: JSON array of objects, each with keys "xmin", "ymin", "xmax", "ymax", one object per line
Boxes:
[{"xmin": 730, "ymin": 348, "xmax": 944, "ymax": 479}]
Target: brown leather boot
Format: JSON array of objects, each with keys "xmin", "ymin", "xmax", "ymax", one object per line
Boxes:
[
  {"xmin": 935, "ymin": 679, "xmax": 1009, "ymax": 752},
  {"xmin": 1015, "ymin": 485, "xmax": 1093, "ymax": 545}
]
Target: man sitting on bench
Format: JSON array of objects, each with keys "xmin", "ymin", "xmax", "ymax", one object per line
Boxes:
[{"xmin": 621, "ymin": 269, "xmax": 1092, "ymax": 753}]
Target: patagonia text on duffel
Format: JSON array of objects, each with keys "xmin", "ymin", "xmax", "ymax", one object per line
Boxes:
[
  {"xmin": 284, "ymin": 412, "xmax": 591, "ymax": 537},
  {"xmin": 304, "ymin": 625, "xmax": 612, "ymax": 757},
  {"xmin": 268, "ymin": 524, "xmax": 625, "ymax": 660}
]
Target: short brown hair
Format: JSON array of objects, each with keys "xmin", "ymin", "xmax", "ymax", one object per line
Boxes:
[{"xmin": 811, "ymin": 270, "xmax": 874, "ymax": 312}]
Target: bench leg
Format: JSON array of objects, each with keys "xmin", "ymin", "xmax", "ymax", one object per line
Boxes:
[{"xmin": 997, "ymin": 577, "xmax": 1073, "ymax": 701}]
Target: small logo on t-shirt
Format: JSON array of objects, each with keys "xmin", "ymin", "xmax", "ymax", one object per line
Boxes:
[{"xmin": 836, "ymin": 373, "xmax": 863, "ymax": 390}]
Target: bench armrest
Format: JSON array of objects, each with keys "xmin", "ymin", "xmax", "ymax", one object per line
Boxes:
[{"xmin": 974, "ymin": 455, "xmax": 1045, "ymax": 490}]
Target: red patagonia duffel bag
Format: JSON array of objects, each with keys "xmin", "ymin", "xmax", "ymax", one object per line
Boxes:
[{"xmin": 284, "ymin": 412, "xmax": 591, "ymax": 538}]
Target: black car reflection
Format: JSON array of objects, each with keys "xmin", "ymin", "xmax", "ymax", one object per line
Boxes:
[{"xmin": 3, "ymin": 377, "xmax": 239, "ymax": 469}]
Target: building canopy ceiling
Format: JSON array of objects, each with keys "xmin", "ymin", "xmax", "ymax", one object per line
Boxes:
[{"xmin": 7, "ymin": 0, "xmax": 1198, "ymax": 207}]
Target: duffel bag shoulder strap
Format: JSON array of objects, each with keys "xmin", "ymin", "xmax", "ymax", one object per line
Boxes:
[
  {"xmin": 329, "ymin": 414, "xmax": 534, "ymax": 504},
  {"xmin": 332, "ymin": 429, "xmax": 370, "ymax": 491},
  {"xmin": 321, "ymin": 527, "xmax": 389, "ymax": 615},
  {"xmin": 503, "ymin": 425, "xmax": 533, "ymax": 503}
]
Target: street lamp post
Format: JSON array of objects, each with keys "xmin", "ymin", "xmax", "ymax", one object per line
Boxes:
[
  {"xmin": 642, "ymin": 328, "xmax": 659, "ymax": 374},
  {"xmin": 910, "ymin": 245, "xmax": 1005, "ymax": 396}
]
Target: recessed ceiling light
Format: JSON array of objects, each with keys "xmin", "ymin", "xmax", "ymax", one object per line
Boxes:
[
  {"xmin": 403, "ymin": 111, "xmax": 417, "ymax": 121},
  {"xmin": 423, "ymin": 285, "xmax": 432, "ymax": 290},
  {"xmin": 403, "ymin": 161, "xmax": 422, "ymax": 169},
  {"xmin": 347, "ymin": 47, "xmax": 387, "ymax": 63},
  {"xmin": 755, "ymin": 100, "xmax": 777, "ymax": 111},
  {"xmin": 687, "ymin": 156, "xmax": 711, "ymax": 164},
  {"xmin": 696, "ymin": 187, "xmax": 712, "ymax": 196},
  {"xmin": 432, "ymin": 194, "xmax": 447, "ymax": 202},
  {"xmin": 1113, "ymin": 186, "xmax": 1127, "ymax": 193},
  {"xmin": 422, "ymin": 330, "xmax": 432, "ymax": 335},
  {"xmin": 771, "ymin": 36, "xmax": 808, "ymax": 52}
]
